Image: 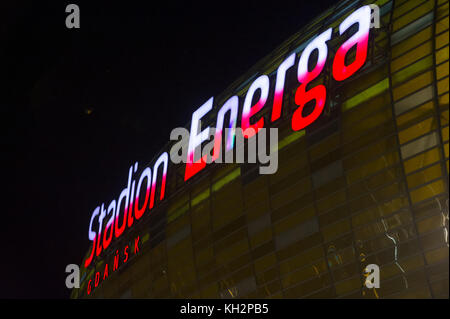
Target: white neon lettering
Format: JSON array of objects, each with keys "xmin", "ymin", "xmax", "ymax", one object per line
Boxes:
[
  {"xmin": 187, "ymin": 97, "xmax": 213, "ymax": 163},
  {"xmin": 242, "ymin": 75, "xmax": 270, "ymax": 138},
  {"xmin": 297, "ymin": 28, "xmax": 332, "ymax": 84},
  {"xmin": 88, "ymin": 206, "xmax": 100, "ymax": 241},
  {"xmin": 272, "ymin": 52, "xmax": 296, "ymax": 122},
  {"xmin": 216, "ymin": 95, "xmax": 239, "ymax": 151}
]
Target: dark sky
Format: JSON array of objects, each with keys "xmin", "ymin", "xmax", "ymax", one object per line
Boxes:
[{"xmin": 3, "ymin": 0, "xmax": 338, "ymax": 298}]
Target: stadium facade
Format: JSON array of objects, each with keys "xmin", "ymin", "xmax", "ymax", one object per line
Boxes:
[{"xmin": 72, "ymin": 0, "xmax": 449, "ymax": 299}]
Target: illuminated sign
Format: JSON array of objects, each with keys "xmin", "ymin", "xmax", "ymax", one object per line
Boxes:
[
  {"xmin": 86, "ymin": 236, "xmax": 141, "ymax": 295},
  {"xmin": 84, "ymin": 5, "xmax": 373, "ymax": 269},
  {"xmin": 85, "ymin": 157, "xmax": 167, "ymax": 268}
]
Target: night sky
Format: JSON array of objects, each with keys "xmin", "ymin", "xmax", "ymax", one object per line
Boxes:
[{"xmin": 3, "ymin": 0, "xmax": 338, "ymax": 298}]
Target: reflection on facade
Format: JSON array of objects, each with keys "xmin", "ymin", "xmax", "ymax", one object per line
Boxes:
[{"xmin": 72, "ymin": 0, "xmax": 449, "ymax": 299}]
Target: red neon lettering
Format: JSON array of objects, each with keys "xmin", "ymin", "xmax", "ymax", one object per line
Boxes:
[
  {"xmin": 102, "ymin": 200, "xmax": 115, "ymax": 251},
  {"xmin": 84, "ymin": 6, "xmax": 374, "ymax": 265},
  {"xmin": 127, "ymin": 202, "xmax": 134, "ymax": 229},
  {"xmin": 123, "ymin": 245, "xmax": 129, "ymax": 263},
  {"xmin": 184, "ymin": 156, "xmax": 207, "ymax": 182},
  {"xmin": 103, "ymin": 263, "xmax": 109, "ymax": 280},
  {"xmin": 241, "ymin": 75, "xmax": 269, "ymax": 138},
  {"xmin": 115, "ymin": 166, "xmax": 132, "ymax": 239},
  {"xmin": 84, "ymin": 236, "xmax": 96, "ymax": 268},
  {"xmin": 272, "ymin": 53, "xmax": 296, "ymax": 122},
  {"xmin": 127, "ymin": 164, "xmax": 138, "ymax": 228},
  {"xmin": 87, "ymin": 279, "xmax": 92, "ymax": 295},
  {"xmin": 135, "ymin": 168, "xmax": 151, "ymax": 219},
  {"xmin": 185, "ymin": 99, "xmax": 212, "ymax": 181},
  {"xmin": 134, "ymin": 236, "xmax": 140, "ymax": 254},
  {"xmin": 113, "ymin": 250, "xmax": 119, "ymax": 271},
  {"xmin": 292, "ymin": 29, "xmax": 332, "ymax": 131},
  {"xmin": 95, "ymin": 231, "xmax": 102, "ymax": 257},
  {"xmin": 293, "ymin": 84, "xmax": 327, "ymax": 131},
  {"xmin": 103, "ymin": 223, "xmax": 113, "ymax": 251},
  {"xmin": 333, "ymin": 6, "xmax": 371, "ymax": 81},
  {"xmin": 94, "ymin": 272, "xmax": 100, "ymax": 287},
  {"xmin": 135, "ymin": 192, "xmax": 149, "ymax": 219},
  {"xmin": 149, "ymin": 154, "xmax": 168, "ymax": 209}
]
